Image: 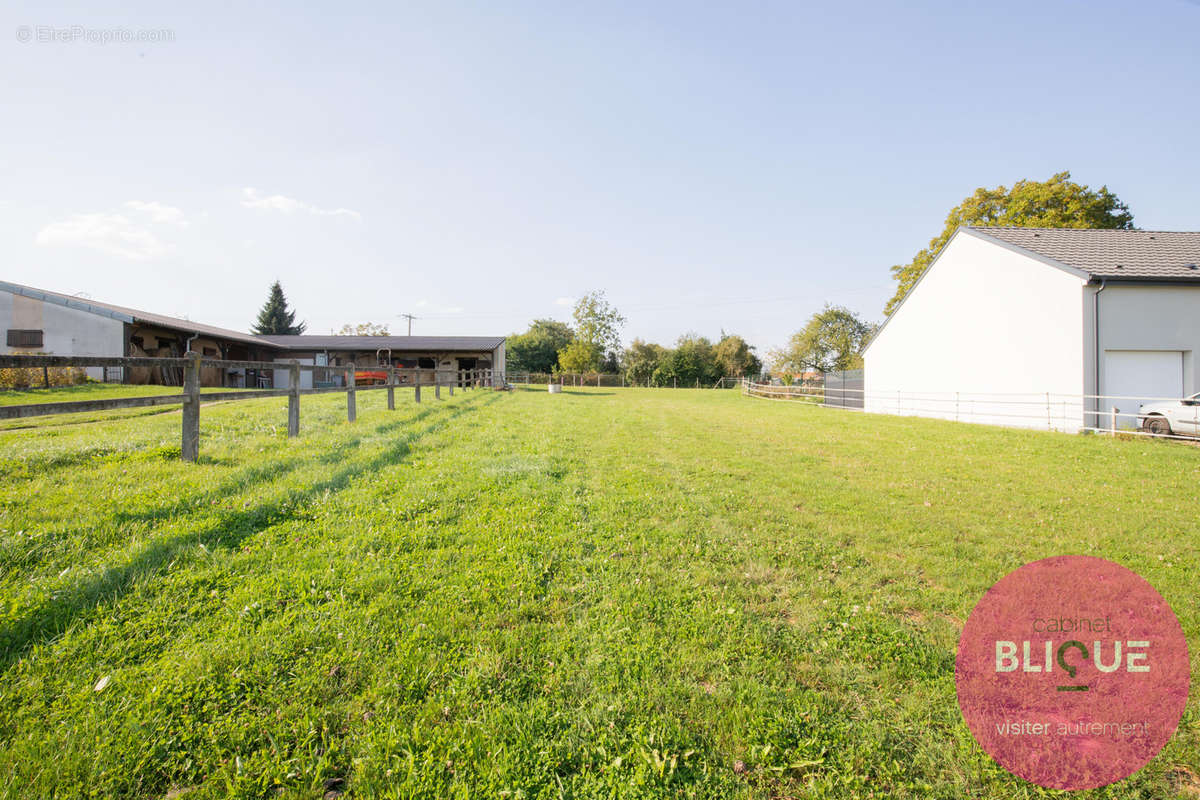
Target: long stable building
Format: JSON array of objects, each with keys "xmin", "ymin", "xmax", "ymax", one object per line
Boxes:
[{"xmin": 0, "ymin": 280, "xmax": 505, "ymax": 388}]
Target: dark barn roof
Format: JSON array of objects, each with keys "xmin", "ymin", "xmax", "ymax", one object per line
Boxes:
[
  {"xmin": 0, "ymin": 280, "xmax": 505, "ymax": 353},
  {"xmin": 0, "ymin": 280, "xmax": 266, "ymax": 346},
  {"xmin": 259, "ymin": 335, "xmax": 506, "ymax": 351},
  {"xmin": 966, "ymin": 227, "xmax": 1200, "ymax": 281}
]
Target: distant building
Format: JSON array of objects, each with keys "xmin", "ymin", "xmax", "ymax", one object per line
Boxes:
[
  {"xmin": 864, "ymin": 227, "xmax": 1200, "ymax": 431},
  {"xmin": 0, "ymin": 280, "xmax": 505, "ymax": 388}
]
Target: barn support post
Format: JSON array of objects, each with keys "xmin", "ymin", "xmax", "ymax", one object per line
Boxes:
[
  {"xmin": 181, "ymin": 351, "xmax": 201, "ymax": 462},
  {"xmin": 387, "ymin": 366, "xmax": 395, "ymax": 411},
  {"xmin": 287, "ymin": 360, "xmax": 300, "ymax": 437},
  {"xmin": 346, "ymin": 367, "xmax": 357, "ymax": 422}
]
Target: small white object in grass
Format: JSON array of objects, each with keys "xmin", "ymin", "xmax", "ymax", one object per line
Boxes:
[{"xmin": 94, "ymin": 675, "xmax": 110, "ymax": 692}]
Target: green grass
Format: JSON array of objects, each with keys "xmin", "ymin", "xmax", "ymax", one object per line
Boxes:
[
  {"xmin": 0, "ymin": 387, "xmax": 1196, "ymax": 799},
  {"xmin": 0, "ymin": 384, "xmax": 188, "ymax": 405},
  {"xmin": 0, "ymin": 384, "xmax": 261, "ymax": 431}
]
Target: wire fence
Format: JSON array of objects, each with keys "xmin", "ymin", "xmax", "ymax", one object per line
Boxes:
[
  {"xmin": 742, "ymin": 380, "xmax": 1200, "ymax": 443},
  {"xmin": 506, "ymin": 373, "xmax": 766, "ymax": 389},
  {"xmin": 0, "ymin": 354, "xmax": 497, "ymax": 461}
]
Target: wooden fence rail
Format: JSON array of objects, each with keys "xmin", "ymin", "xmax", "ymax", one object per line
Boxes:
[{"xmin": 0, "ymin": 354, "xmax": 496, "ymax": 462}]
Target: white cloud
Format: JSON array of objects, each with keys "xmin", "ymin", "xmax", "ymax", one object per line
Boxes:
[
  {"xmin": 553, "ymin": 296, "xmax": 576, "ymax": 307},
  {"xmin": 123, "ymin": 200, "xmax": 188, "ymax": 226},
  {"xmin": 36, "ymin": 212, "xmax": 170, "ymax": 261},
  {"xmin": 240, "ymin": 187, "xmax": 362, "ymax": 221}
]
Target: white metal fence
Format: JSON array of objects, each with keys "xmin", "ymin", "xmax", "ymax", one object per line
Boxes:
[{"xmin": 742, "ymin": 380, "xmax": 1200, "ymax": 443}]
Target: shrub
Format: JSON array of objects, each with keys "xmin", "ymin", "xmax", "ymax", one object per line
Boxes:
[{"xmin": 0, "ymin": 364, "xmax": 88, "ymax": 389}]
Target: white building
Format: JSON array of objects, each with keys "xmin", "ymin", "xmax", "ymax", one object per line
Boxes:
[{"xmin": 863, "ymin": 227, "xmax": 1200, "ymax": 431}]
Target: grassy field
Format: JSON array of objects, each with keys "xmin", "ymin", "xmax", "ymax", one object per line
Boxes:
[
  {"xmin": 0, "ymin": 384, "xmax": 259, "ymax": 431},
  {"xmin": 0, "ymin": 386, "xmax": 1196, "ymax": 799}
]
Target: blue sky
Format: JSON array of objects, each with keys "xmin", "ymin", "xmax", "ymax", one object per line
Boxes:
[{"xmin": 3, "ymin": 1, "xmax": 1198, "ymax": 355}]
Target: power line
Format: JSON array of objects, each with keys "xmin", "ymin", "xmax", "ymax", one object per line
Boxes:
[{"xmin": 398, "ymin": 313, "xmax": 419, "ymax": 334}]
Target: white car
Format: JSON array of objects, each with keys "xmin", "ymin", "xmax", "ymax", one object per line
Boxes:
[{"xmin": 1138, "ymin": 392, "xmax": 1200, "ymax": 437}]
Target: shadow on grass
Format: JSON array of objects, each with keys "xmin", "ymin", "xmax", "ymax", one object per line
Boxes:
[
  {"xmin": 108, "ymin": 402, "xmax": 451, "ymax": 528},
  {"xmin": 0, "ymin": 392, "xmax": 499, "ymax": 673}
]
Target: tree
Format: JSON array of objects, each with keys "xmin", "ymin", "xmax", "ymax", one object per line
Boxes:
[
  {"xmin": 885, "ymin": 171, "xmax": 1134, "ymax": 315},
  {"xmin": 600, "ymin": 350, "xmax": 621, "ymax": 373},
  {"xmin": 337, "ymin": 322, "xmax": 390, "ymax": 336},
  {"xmin": 621, "ymin": 339, "xmax": 668, "ymax": 386},
  {"xmin": 559, "ymin": 291, "xmax": 625, "ymax": 372},
  {"xmin": 507, "ymin": 319, "xmax": 574, "ymax": 374},
  {"xmin": 252, "ymin": 281, "xmax": 306, "ymax": 335},
  {"xmin": 651, "ymin": 334, "xmax": 723, "ymax": 387},
  {"xmin": 772, "ymin": 305, "xmax": 874, "ymax": 375},
  {"xmin": 557, "ymin": 339, "xmax": 599, "ymax": 373},
  {"xmin": 712, "ymin": 333, "xmax": 762, "ymax": 378}
]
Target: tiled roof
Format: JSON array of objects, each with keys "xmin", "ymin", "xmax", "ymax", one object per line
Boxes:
[{"xmin": 966, "ymin": 227, "xmax": 1200, "ymax": 281}]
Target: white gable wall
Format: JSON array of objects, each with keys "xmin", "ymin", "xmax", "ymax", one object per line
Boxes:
[
  {"xmin": 864, "ymin": 232, "xmax": 1087, "ymax": 430},
  {"xmin": 1, "ymin": 288, "xmax": 125, "ymax": 379}
]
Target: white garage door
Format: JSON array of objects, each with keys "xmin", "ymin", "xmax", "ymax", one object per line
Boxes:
[
  {"xmin": 273, "ymin": 358, "xmax": 315, "ymax": 390},
  {"xmin": 1104, "ymin": 350, "xmax": 1184, "ymax": 429}
]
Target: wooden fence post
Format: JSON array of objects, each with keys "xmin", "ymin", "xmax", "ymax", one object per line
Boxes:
[
  {"xmin": 387, "ymin": 366, "xmax": 395, "ymax": 410},
  {"xmin": 347, "ymin": 367, "xmax": 357, "ymax": 422},
  {"xmin": 415, "ymin": 381, "xmax": 421, "ymax": 403},
  {"xmin": 181, "ymin": 351, "xmax": 201, "ymax": 461},
  {"xmin": 1110, "ymin": 406, "xmax": 1118, "ymax": 434},
  {"xmin": 435, "ymin": 378, "xmax": 441, "ymax": 399},
  {"xmin": 288, "ymin": 360, "xmax": 300, "ymax": 437}
]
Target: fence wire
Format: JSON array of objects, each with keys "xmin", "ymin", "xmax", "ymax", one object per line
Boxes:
[{"xmin": 742, "ymin": 380, "xmax": 1200, "ymax": 444}]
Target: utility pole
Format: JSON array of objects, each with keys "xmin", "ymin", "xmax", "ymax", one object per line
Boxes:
[{"xmin": 399, "ymin": 313, "xmax": 418, "ymax": 335}]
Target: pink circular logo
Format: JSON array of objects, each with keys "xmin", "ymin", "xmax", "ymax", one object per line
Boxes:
[{"xmin": 956, "ymin": 555, "xmax": 1189, "ymax": 790}]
